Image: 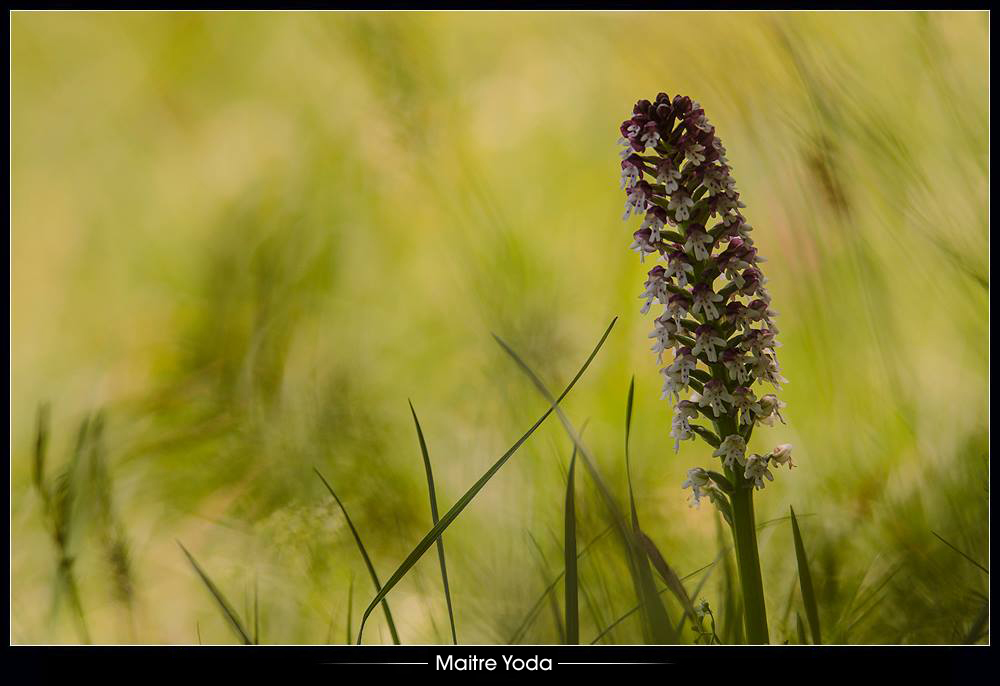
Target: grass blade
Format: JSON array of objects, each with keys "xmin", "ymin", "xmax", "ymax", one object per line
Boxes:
[
  {"xmin": 640, "ymin": 532, "xmax": 699, "ymax": 625},
  {"xmin": 355, "ymin": 317, "xmax": 617, "ymax": 644},
  {"xmin": 177, "ymin": 541, "xmax": 252, "ymax": 645},
  {"xmin": 564, "ymin": 446, "xmax": 579, "ymax": 644},
  {"xmin": 409, "ymin": 401, "xmax": 457, "ymax": 644},
  {"xmin": 508, "ymin": 524, "xmax": 612, "ymax": 643},
  {"xmin": 253, "ymin": 575, "xmax": 260, "ymax": 645},
  {"xmin": 932, "ymin": 531, "xmax": 988, "ymax": 575},
  {"xmin": 790, "ymin": 505, "xmax": 822, "ymax": 644},
  {"xmin": 796, "ymin": 612, "xmax": 808, "ymax": 644},
  {"xmin": 964, "ymin": 602, "xmax": 989, "ymax": 643},
  {"xmin": 625, "ymin": 382, "xmax": 697, "ymax": 627},
  {"xmin": 495, "ymin": 341, "xmax": 674, "ymax": 643},
  {"xmin": 346, "ymin": 573, "xmax": 354, "ymax": 645},
  {"xmin": 314, "ymin": 469, "xmax": 400, "ymax": 644},
  {"xmin": 32, "ymin": 403, "xmax": 49, "ymax": 493},
  {"xmin": 528, "ymin": 533, "xmax": 565, "ymax": 643}
]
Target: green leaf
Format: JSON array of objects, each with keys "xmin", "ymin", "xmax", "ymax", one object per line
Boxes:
[
  {"xmin": 409, "ymin": 401, "xmax": 458, "ymax": 644},
  {"xmin": 177, "ymin": 541, "xmax": 252, "ymax": 645},
  {"xmin": 355, "ymin": 317, "xmax": 617, "ymax": 644},
  {"xmin": 314, "ymin": 469, "xmax": 401, "ymax": 645},
  {"xmin": 790, "ymin": 505, "xmax": 821, "ymax": 644},
  {"xmin": 564, "ymin": 446, "xmax": 579, "ymax": 645}
]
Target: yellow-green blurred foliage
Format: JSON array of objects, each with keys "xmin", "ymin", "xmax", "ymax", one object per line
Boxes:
[{"xmin": 11, "ymin": 11, "xmax": 988, "ymax": 644}]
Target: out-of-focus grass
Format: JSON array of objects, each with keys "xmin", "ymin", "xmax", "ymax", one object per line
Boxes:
[{"xmin": 10, "ymin": 11, "xmax": 988, "ymax": 644}]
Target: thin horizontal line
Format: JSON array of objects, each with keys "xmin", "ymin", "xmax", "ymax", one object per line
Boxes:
[
  {"xmin": 558, "ymin": 662, "xmax": 671, "ymax": 665},
  {"xmin": 323, "ymin": 662, "xmax": 430, "ymax": 665}
]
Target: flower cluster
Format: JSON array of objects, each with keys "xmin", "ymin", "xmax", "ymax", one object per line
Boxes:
[{"xmin": 618, "ymin": 93, "xmax": 793, "ymax": 507}]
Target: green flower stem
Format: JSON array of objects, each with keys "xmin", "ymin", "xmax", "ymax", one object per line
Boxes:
[
  {"xmin": 728, "ymin": 475, "xmax": 769, "ymax": 644},
  {"xmin": 715, "ymin": 408, "xmax": 769, "ymax": 644}
]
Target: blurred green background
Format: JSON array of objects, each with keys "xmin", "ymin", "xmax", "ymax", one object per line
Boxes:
[{"xmin": 11, "ymin": 11, "xmax": 988, "ymax": 645}]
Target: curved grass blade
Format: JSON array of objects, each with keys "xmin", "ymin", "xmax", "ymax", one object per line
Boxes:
[
  {"xmin": 625, "ymin": 381, "xmax": 698, "ymax": 627},
  {"xmin": 314, "ymin": 469, "xmax": 400, "ymax": 645},
  {"xmin": 932, "ymin": 531, "xmax": 989, "ymax": 575},
  {"xmin": 564, "ymin": 446, "xmax": 579, "ymax": 644},
  {"xmin": 641, "ymin": 532, "xmax": 698, "ymax": 624},
  {"xmin": 496, "ymin": 344, "xmax": 674, "ymax": 643},
  {"xmin": 790, "ymin": 505, "xmax": 821, "ymax": 644},
  {"xmin": 409, "ymin": 401, "xmax": 458, "ymax": 644},
  {"xmin": 178, "ymin": 541, "xmax": 252, "ymax": 645},
  {"xmin": 355, "ymin": 317, "xmax": 618, "ymax": 644},
  {"xmin": 508, "ymin": 524, "xmax": 612, "ymax": 643}
]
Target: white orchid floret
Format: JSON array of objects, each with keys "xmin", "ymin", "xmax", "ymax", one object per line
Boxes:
[
  {"xmin": 713, "ymin": 433, "xmax": 747, "ymax": 470},
  {"xmin": 618, "ymin": 136, "xmax": 635, "ymax": 160},
  {"xmin": 720, "ymin": 348, "xmax": 751, "ymax": 385},
  {"xmin": 690, "ymin": 283, "xmax": 724, "ymax": 321},
  {"xmin": 666, "ymin": 347, "xmax": 698, "ymax": 385},
  {"xmin": 684, "ymin": 141, "xmax": 706, "ymax": 165},
  {"xmin": 716, "ymin": 190, "xmax": 746, "ymax": 214},
  {"xmin": 668, "ymin": 191, "xmax": 695, "ymax": 222},
  {"xmin": 702, "ymin": 164, "xmax": 734, "ymax": 196},
  {"xmin": 723, "ymin": 301, "xmax": 754, "ymax": 332},
  {"xmin": 731, "ymin": 386, "xmax": 763, "ymax": 426},
  {"xmin": 656, "ymin": 159, "xmax": 682, "ymax": 193},
  {"xmin": 711, "ymin": 137, "xmax": 728, "ymax": 163},
  {"xmin": 698, "ymin": 380, "xmax": 733, "ymax": 418},
  {"xmin": 648, "ymin": 315, "xmax": 681, "ymax": 363},
  {"xmin": 630, "ymin": 228, "xmax": 659, "ymax": 265},
  {"xmin": 671, "ymin": 401, "xmax": 699, "ymax": 452},
  {"xmin": 746, "ymin": 298, "xmax": 777, "ymax": 323},
  {"xmin": 620, "ymin": 155, "xmax": 644, "ymax": 190},
  {"xmin": 664, "ymin": 251, "xmax": 695, "ymax": 286},
  {"xmin": 681, "ymin": 467, "xmax": 713, "ymax": 506},
  {"xmin": 744, "ymin": 453, "xmax": 773, "ymax": 490},
  {"xmin": 769, "ymin": 443, "xmax": 795, "ymax": 469},
  {"xmin": 666, "ymin": 293, "xmax": 692, "ymax": 323},
  {"xmin": 660, "ymin": 367, "xmax": 688, "ymax": 402},
  {"xmin": 639, "ymin": 208, "xmax": 666, "ymax": 243},
  {"xmin": 638, "ymin": 265, "xmax": 670, "ymax": 314},
  {"xmin": 749, "ymin": 352, "xmax": 787, "ymax": 388},
  {"xmin": 682, "ymin": 225, "xmax": 714, "ymax": 261},
  {"xmin": 691, "ymin": 324, "xmax": 727, "ymax": 363},
  {"xmin": 741, "ymin": 328, "xmax": 779, "ymax": 356},
  {"xmin": 623, "ymin": 180, "xmax": 653, "ymax": 220},
  {"xmin": 757, "ymin": 394, "xmax": 787, "ymax": 426},
  {"xmin": 640, "ymin": 121, "xmax": 661, "ymax": 148}
]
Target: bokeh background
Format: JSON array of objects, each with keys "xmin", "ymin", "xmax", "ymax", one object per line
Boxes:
[{"xmin": 11, "ymin": 11, "xmax": 988, "ymax": 645}]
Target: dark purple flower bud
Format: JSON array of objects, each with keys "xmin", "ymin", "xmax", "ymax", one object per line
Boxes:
[
  {"xmin": 739, "ymin": 268, "xmax": 763, "ymax": 296},
  {"xmin": 672, "ymin": 95, "xmax": 692, "ymax": 115}
]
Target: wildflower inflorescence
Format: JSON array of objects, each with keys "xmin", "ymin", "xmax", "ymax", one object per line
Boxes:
[{"xmin": 617, "ymin": 93, "xmax": 793, "ymax": 509}]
